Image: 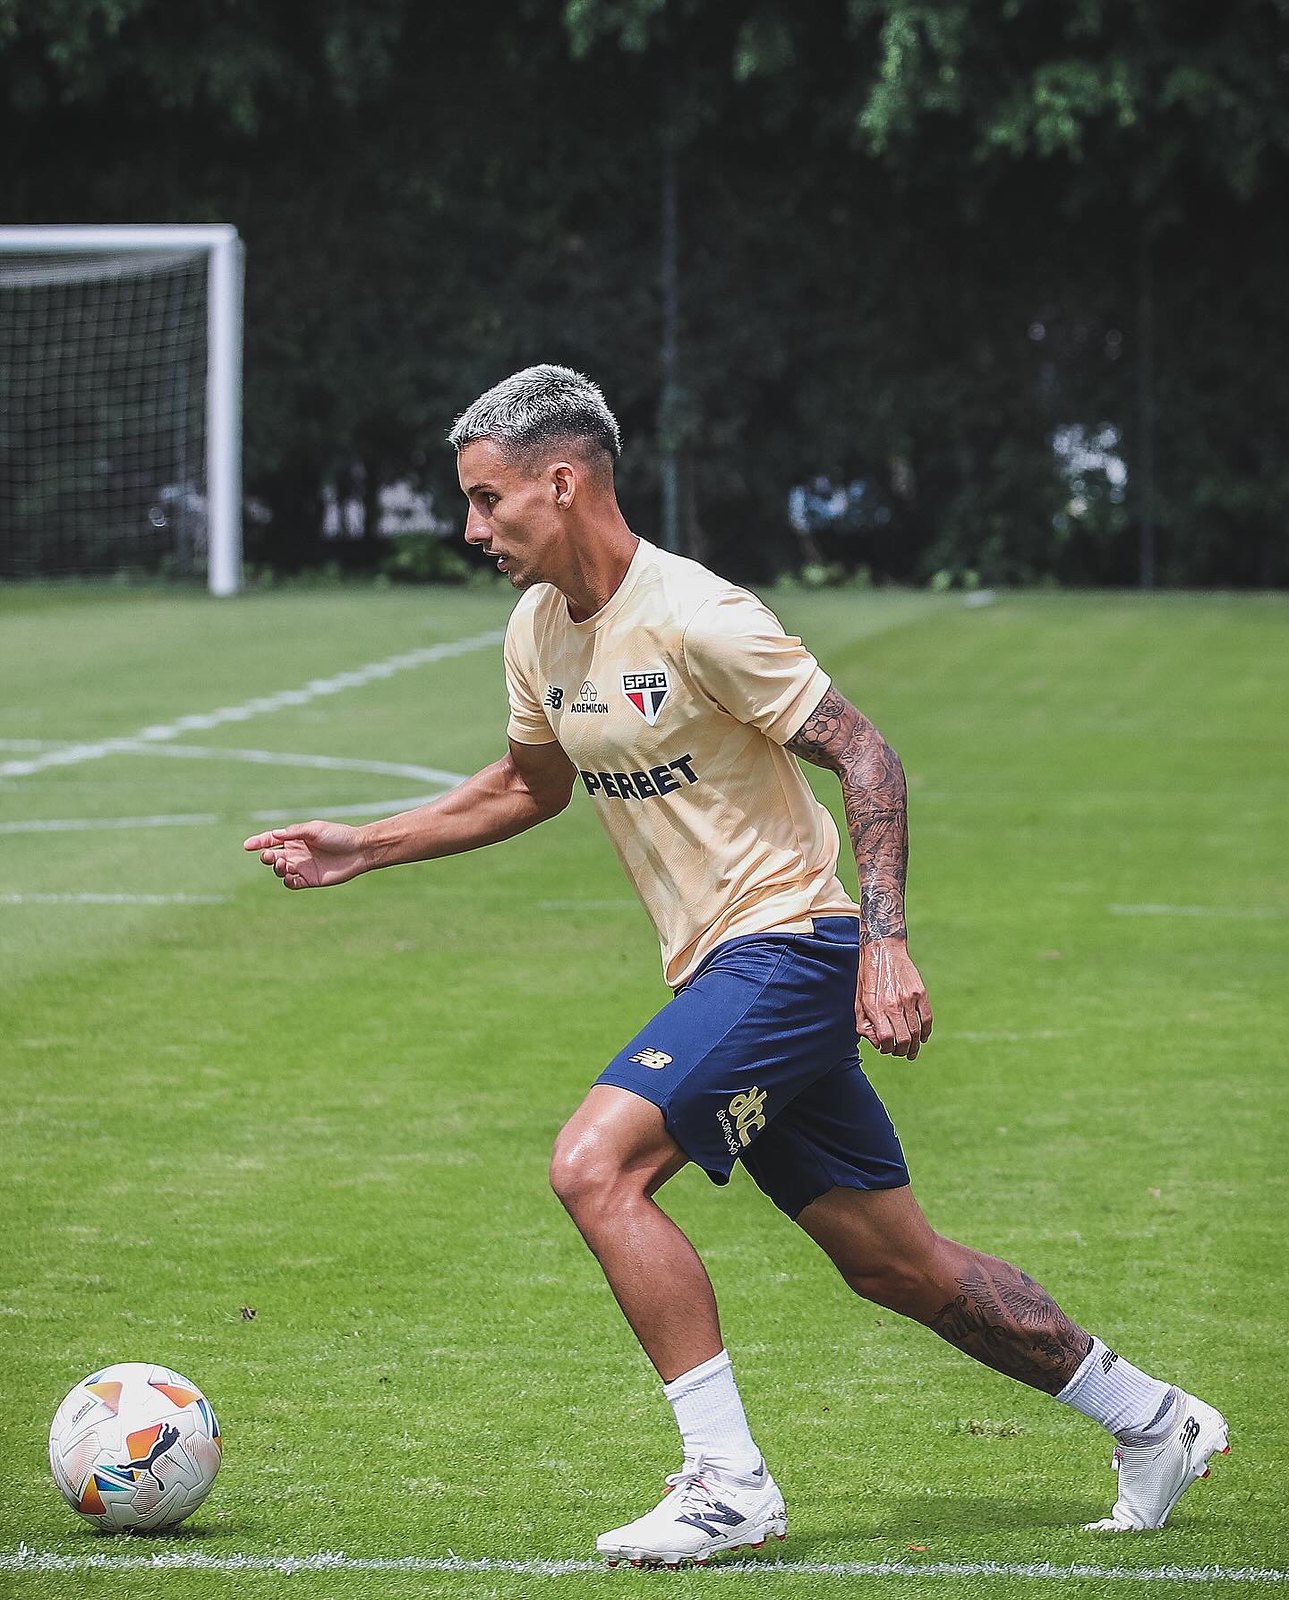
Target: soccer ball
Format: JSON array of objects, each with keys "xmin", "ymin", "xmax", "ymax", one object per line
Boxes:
[{"xmin": 49, "ymin": 1362, "xmax": 222, "ymax": 1532}]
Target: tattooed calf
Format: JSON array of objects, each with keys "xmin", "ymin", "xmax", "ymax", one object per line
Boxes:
[{"xmin": 928, "ymin": 1259, "xmax": 1092, "ymax": 1394}]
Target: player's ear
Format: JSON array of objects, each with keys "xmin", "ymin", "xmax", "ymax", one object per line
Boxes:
[{"xmin": 550, "ymin": 462, "xmax": 576, "ymax": 508}]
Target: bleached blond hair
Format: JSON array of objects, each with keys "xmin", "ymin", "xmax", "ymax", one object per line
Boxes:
[{"xmin": 448, "ymin": 364, "xmax": 621, "ymax": 462}]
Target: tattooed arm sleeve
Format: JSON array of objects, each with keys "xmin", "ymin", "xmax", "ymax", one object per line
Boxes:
[{"xmin": 785, "ymin": 687, "xmax": 909, "ymax": 945}]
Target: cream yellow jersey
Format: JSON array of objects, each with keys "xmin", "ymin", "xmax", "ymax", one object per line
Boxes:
[{"xmin": 504, "ymin": 538, "xmax": 861, "ymax": 987}]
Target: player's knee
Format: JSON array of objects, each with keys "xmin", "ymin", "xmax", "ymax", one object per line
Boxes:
[{"xmin": 548, "ymin": 1127, "xmax": 625, "ymax": 1222}]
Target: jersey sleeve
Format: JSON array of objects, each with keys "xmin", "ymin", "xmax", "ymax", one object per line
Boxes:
[
  {"xmin": 503, "ymin": 607, "xmax": 559, "ymax": 746},
  {"xmin": 683, "ymin": 589, "xmax": 831, "ymax": 745}
]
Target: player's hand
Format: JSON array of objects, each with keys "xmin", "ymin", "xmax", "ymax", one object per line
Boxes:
[
  {"xmin": 242, "ymin": 820, "xmax": 369, "ymax": 890},
  {"xmin": 856, "ymin": 937, "xmax": 933, "ymax": 1060}
]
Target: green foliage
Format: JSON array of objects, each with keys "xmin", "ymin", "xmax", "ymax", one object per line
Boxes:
[
  {"xmin": 846, "ymin": 0, "xmax": 1289, "ymax": 197},
  {"xmin": 379, "ymin": 532, "xmax": 475, "ymax": 586},
  {"xmin": 1, "ymin": 0, "xmax": 1285, "ymax": 584},
  {"xmin": 733, "ymin": 12, "xmax": 795, "ymax": 81},
  {"xmin": 0, "ymin": 0, "xmax": 408, "ymax": 131},
  {"xmin": 564, "ymin": 0, "xmax": 668, "ymax": 56}
]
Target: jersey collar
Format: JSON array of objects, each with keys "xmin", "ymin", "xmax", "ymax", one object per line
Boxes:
[{"xmin": 564, "ymin": 536, "xmax": 653, "ymax": 633}]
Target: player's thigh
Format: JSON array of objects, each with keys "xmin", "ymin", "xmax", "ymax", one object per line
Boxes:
[
  {"xmin": 796, "ymin": 1181, "xmax": 941, "ymax": 1279},
  {"xmin": 550, "ymin": 1083, "xmax": 689, "ymax": 1202}
]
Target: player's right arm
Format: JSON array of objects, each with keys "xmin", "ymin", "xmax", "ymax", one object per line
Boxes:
[
  {"xmin": 785, "ymin": 686, "xmax": 932, "ymax": 1059},
  {"xmin": 242, "ymin": 737, "xmax": 576, "ymax": 890}
]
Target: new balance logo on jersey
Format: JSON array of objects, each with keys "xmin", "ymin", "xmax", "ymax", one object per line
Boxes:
[
  {"xmin": 716, "ymin": 1087, "xmax": 768, "ymax": 1157},
  {"xmin": 623, "ymin": 669, "xmax": 670, "ymax": 726},
  {"xmin": 629, "ymin": 1048, "xmax": 673, "ymax": 1070},
  {"xmin": 544, "ymin": 685, "xmax": 564, "ymax": 710}
]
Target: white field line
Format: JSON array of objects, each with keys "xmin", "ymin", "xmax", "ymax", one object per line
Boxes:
[
  {"xmin": 140, "ymin": 743, "xmax": 467, "ymax": 789},
  {"xmin": 0, "ymin": 799, "xmax": 449, "ymax": 834},
  {"xmin": 2, "ymin": 748, "xmax": 467, "ymax": 833},
  {"xmin": 0, "ymin": 893, "xmax": 227, "ymax": 906},
  {"xmin": 1110, "ymin": 904, "xmax": 1285, "ymax": 919},
  {"xmin": 0, "ymin": 813, "xmax": 219, "ymax": 834},
  {"xmin": 2, "ymin": 740, "xmax": 465, "ymax": 789},
  {"xmin": 1, "ymin": 1549, "xmax": 1285, "ymax": 1583},
  {"xmin": 0, "ymin": 629, "xmax": 503, "ymax": 781}
]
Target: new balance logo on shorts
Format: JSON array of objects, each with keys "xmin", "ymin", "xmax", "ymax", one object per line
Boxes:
[
  {"xmin": 629, "ymin": 1048, "xmax": 673, "ymax": 1070},
  {"xmin": 716, "ymin": 1087, "xmax": 768, "ymax": 1157}
]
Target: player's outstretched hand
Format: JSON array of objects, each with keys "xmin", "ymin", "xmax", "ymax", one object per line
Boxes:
[
  {"xmin": 856, "ymin": 937, "xmax": 933, "ymax": 1060},
  {"xmin": 242, "ymin": 820, "xmax": 369, "ymax": 891}
]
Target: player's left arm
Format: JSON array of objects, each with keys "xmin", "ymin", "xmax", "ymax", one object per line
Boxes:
[{"xmin": 786, "ymin": 687, "xmax": 933, "ymax": 1060}]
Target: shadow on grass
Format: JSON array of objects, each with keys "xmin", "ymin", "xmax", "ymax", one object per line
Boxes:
[
  {"xmin": 86, "ymin": 1521, "xmax": 222, "ymax": 1544},
  {"xmin": 785, "ymin": 1492, "xmax": 1098, "ymax": 1555}
]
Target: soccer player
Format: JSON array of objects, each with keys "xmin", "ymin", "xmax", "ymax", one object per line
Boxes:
[{"xmin": 245, "ymin": 366, "xmax": 1227, "ymax": 1568}]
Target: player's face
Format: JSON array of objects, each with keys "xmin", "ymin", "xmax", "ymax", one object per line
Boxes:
[{"xmin": 457, "ymin": 438, "xmax": 565, "ymax": 592}]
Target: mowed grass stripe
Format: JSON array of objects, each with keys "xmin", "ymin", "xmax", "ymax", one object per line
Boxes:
[{"xmin": 0, "ymin": 586, "xmax": 1285, "ymax": 1600}]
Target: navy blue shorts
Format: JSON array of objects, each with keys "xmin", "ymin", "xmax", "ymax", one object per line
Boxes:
[{"xmin": 596, "ymin": 917, "xmax": 910, "ymax": 1219}]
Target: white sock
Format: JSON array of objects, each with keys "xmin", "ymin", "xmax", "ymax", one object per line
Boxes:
[
  {"xmin": 1055, "ymin": 1335, "xmax": 1179, "ymax": 1444},
  {"xmin": 662, "ymin": 1349, "xmax": 762, "ymax": 1481}
]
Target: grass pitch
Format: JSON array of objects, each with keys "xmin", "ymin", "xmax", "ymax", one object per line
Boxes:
[{"xmin": 0, "ymin": 581, "xmax": 1285, "ymax": 1599}]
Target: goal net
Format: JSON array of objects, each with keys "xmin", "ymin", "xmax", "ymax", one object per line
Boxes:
[{"xmin": 0, "ymin": 226, "xmax": 243, "ymax": 594}]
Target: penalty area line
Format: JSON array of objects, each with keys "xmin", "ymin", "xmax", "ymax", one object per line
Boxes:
[{"xmin": 2, "ymin": 1550, "xmax": 1285, "ymax": 1584}]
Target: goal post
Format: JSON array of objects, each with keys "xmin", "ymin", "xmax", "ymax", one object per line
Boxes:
[{"xmin": 0, "ymin": 224, "xmax": 244, "ymax": 595}]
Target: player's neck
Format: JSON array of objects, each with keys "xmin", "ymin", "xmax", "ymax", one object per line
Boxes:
[{"xmin": 559, "ymin": 517, "xmax": 639, "ymax": 623}]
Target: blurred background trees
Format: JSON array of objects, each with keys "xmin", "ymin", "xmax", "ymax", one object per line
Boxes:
[{"xmin": 2, "ymin": 0, "xmax": 1285, "ymax": 585}]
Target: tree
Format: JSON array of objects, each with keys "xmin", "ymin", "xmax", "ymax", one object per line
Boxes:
[
  {"xmin": 3, "ymin": 0, "xmax": 1285, "ymax": 585},
  {"xmin": 842, "ymin": 0, "xmax": 1289, "ymax": 584}
]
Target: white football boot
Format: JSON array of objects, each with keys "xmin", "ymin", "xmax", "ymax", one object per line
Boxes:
[
  {"xmin": 1084, "ymin": 1392, "xmax": 1229, "ymax": 1531},
  {"xmin": 597, "ymin": 1458, "xmax": 787, "ymax": 1569}
]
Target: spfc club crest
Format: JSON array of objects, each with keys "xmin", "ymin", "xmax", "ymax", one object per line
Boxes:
[{"xmin": 622, "ymin": 669, "xmax": 670, "ymax": 726}]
